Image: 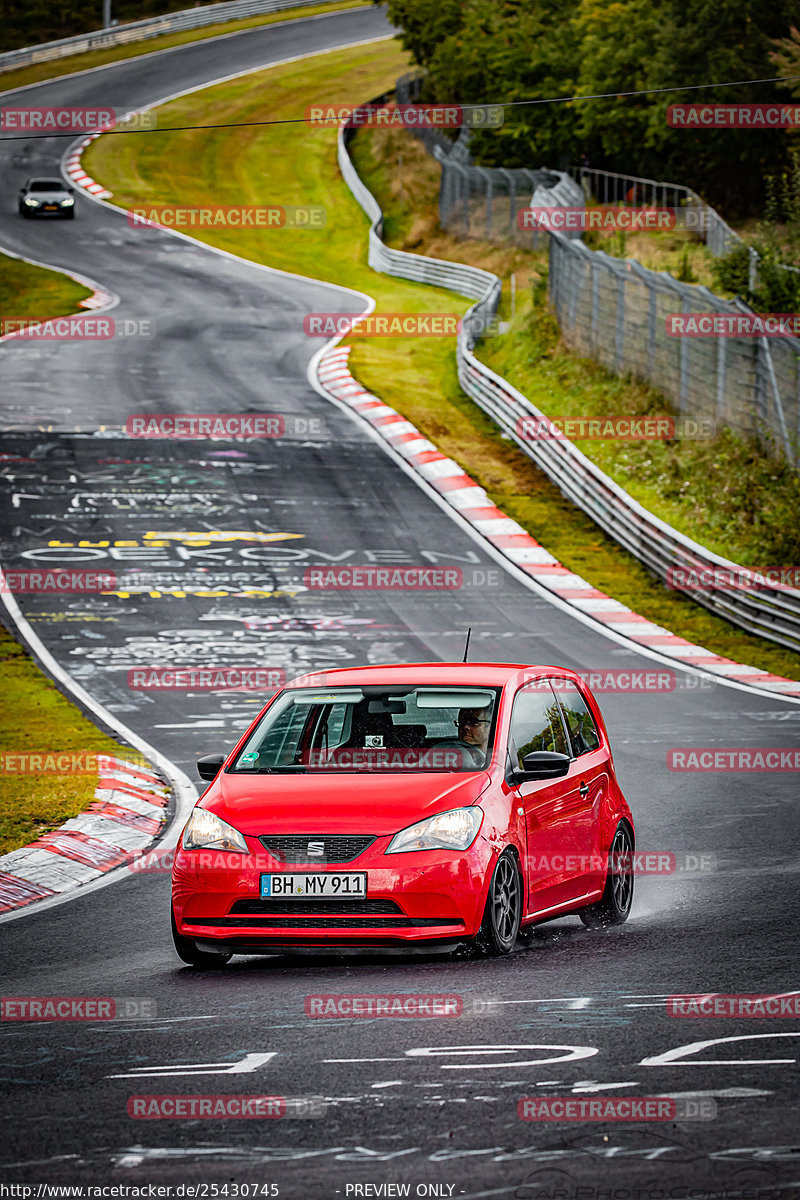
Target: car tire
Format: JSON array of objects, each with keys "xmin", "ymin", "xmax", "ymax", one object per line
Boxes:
[
  {"xmin": 171, "ymin": 906, "xmax": 232, "ymax": 968},
  {"xmin": 65, "ymin": 211, "xmax": 75, "ymax": 219},
  {"xmin": 579, "ymin": 821, "xmax": 634, "ymax": 928},
  {"xmin": 475, "ymin": 849, "xmax": 522, "ymax": 955}
]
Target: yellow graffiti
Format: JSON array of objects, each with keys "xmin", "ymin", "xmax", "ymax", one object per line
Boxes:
[
  {"xmin": 105, "ymin": 589, "xmax": 306, "ymax": 599},
  {"xmin": 143, "ymin": 531, "xmax": 304, "ymax": 544}
]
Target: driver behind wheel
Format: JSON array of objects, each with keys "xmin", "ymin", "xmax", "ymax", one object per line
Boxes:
[{"xmin": 451, "ymin": 705, "xmax": 492, "ymax": 767}]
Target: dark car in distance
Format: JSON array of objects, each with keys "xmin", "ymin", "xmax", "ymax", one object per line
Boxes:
[{"xmin": 19, "ymin": 178, "xmax": 75, "ymax": 218}]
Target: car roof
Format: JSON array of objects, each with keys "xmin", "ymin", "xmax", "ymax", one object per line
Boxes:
[{"xmin": 287, "ymin": 662, "xmax": 578, "ymax": 688}]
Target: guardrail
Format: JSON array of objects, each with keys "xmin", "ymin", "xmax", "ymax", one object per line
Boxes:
[
  {"xmin": 0, "ymin": 0, "xmax": 329, "ymax": 74},
  {"xmin": 395, "ymin": 72, "xmax": 800, "ymax": 466},
  {"xmin": 339, "ymin": 112, "xmax": 501, "ymax": 312},
  {"xmin": 338, "ymin": 115, "xmax": 800, "ymax": 655}
]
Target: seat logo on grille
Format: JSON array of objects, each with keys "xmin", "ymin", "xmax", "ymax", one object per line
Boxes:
[{"xmin": 306, "ymin": 841, "xmax": 325, "ymax": 857}]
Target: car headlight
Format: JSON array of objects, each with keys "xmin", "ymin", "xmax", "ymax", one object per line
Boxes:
[
  {"xmin": 61, "ymin": 197, "xmax": 74, "ymax": 206},
  {"xmin": 23, "ymin": 197, "xmax": 40, "ymax": 207},
  {"xmin": 386, "ymin": 806, "xmax": 483, "ymax": 854},
  {"xmin": 181, "ymin": 808, "xmax": 248, "ymax": 853}
]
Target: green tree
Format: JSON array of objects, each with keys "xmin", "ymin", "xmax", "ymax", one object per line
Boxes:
[
  {"xmin": 382, "ymin": 0, "xmax": 467, "ymax": 69},
  {"xmin": 386, "ymin": 0, "xmax": 799, "ymax": 212},
  {"xmin": 572, "ymin": 0, "xmax": 664, "ymax": 171},
  {"xmin": 574, "ymin": 0, "xmax": 797, "ymax": 210},
  {"xmin": 385, "ymin": 0, "xmax": 580, "ymax": 166}
]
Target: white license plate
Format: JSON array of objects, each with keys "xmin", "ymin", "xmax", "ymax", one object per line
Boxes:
[{"xmin": 261, "ymin": 872, "xmax": 367, "ymax": 899}]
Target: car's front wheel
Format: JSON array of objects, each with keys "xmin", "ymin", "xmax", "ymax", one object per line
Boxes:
[
  {"xmin": 579, "ymin": 821, "xmax": 634, "ymax": 928},
  {"xmin": 171, "ymin": 907, "xmax": 231, "ymax": 968},
  {"xmin": 476, "ymin": 849, "xmax": 522, "ymax": 955}
]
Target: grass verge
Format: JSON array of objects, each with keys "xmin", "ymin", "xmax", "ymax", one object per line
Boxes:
[
  {"xmin": 0, "ymin": 263, "xmax": 138, "ymax": 858},
  {"xmin": 0, "ymin": 621, "xmax": 142, "ymax": 855},
  {"xmin": 481, "ymin": 287, "xmax": 800, "ymax": 568},
  {"xmin": 582, "ymin": 226, "xmax": 717, "ymax": 288},
  {"xmin": 0, "ymin": 251, "xmax": 93, "ymax": 321},
  {"xmin": 0, "ymin": 1, "xmax": 370, "ymax": 95},
  {"xmin": 84, "ymin": 44, "xmax": 800, "ymax": 681}
]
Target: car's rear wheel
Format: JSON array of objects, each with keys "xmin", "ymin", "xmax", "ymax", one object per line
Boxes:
[
  {"xmin": 171, "ymin": 907, "xmax": 231, "ymax": 968},
  {"xmin": 476, "ymin": 849, "xmax": 522, "ymax": 955},
  {"xmin": 579, "ymin": 821, "xmax": 634, "ymax": 928}
]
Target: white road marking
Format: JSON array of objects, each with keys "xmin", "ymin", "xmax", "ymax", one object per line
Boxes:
[
  {"xmin": 656, "ymin": 1087, "xmax": 772, "ymax": 1097},
  {"xmin": 107, "ymin": 1051, "xmax": 276, "ymax": 1078},
  {"xmin": 641, "ymin": 1032, "xmax": 800, "ymax": 1067},
  {"xmin": 487, "ymin": 997, "xmax": 593, "ymax": 1008},
  {"xmin": 324, "ymin": 1057, "xmax": 406, "ymax": 1064},
  {"xmin": 571, "ymin": 1080, "xmax": 640, "ymax": 1091},
  {"xmin": 90, "ymin": 1016, "xmax": 217, "ymax": 1031},
  {"xmin": 405, "ymin": 1044, "xmax": 599, "ymax": 1070}
]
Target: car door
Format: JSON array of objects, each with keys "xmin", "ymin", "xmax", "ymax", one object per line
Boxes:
[
  {"xmin": 552, "ymin": 679, "xmax": 610, "ymax": 899},
  {"xmin": 507, "ymin": 680, "xmax": 587, "ymax": 915}
]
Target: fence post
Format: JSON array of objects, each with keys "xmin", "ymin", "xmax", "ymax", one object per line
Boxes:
[
  {"xmin": 438, "ymin": 159, "xmax": 448, "ymax": 229},
  {"xmin": 484, "ymin": 170, "xmax": 493, "ymax": 239},
  {"xmin": 568, "ymin": 245, "xmax": 580, "ymax": 330},
  {"xmin": 463, "ymin": 164, "xmax": 470, "ymax": 235},
  {"xmin": 647, "ymin": 285, "xmax": 657, "ymax": 377},
  {"xmin": 716, "ymin": 324, "xmax": 727, "ymax": 428},
  {"xmin": 760, "ymin": 338, "xmax": 793, "ymax": 462},
  {"xmin": 748, "ymin": 247, "xmax": 759, "ymax": 294},
  {"xmin": 678, "ymin": 294, "xmax": 690, "ymax": 413},
  {"xmin": 519, "ymin": 169, "xmax": 539, "ymax": 249},
  {"xmin": 615, "ymin": 265, "xmax": 626, "ymax": 372},
  {"xmin": 548, "ymin": 235, "xmax": 558, "ymax": 315},
  {"xmin": 498, "ymin": 168, "xmax": 516, "ymax": 240}
]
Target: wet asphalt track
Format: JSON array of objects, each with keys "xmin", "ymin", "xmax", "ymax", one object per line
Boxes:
[{"xmin": 0, "ymin": 8, "xmax": 799, "ymax": 1196}]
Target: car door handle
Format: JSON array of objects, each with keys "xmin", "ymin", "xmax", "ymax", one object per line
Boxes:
[{"xmin": 579, "ymin": 782, "xmax": 589, "ymax": 797}]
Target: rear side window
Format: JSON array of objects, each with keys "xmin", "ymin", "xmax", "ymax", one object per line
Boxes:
[
  {"xmin": 508, "ymin": 682, "xmax": 569, "ymax": 770},
  {"xmin": 554, "ymin": 682, "xmax": 601, "ymax": 757}
]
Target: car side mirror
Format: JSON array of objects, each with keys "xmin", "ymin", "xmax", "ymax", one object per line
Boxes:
[
  {"xmin": 67, "ymin": 186, "xmax": 74, "ymax": 193},
  {"xmin": 197, "ymin": 752, "xmax": 226, "ymax": 781},
  {"xmin": 514, "ymin": 750, "xmax": 571, "ymax": 781}
]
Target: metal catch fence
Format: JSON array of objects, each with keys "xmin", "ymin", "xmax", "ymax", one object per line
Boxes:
[
  {"xmin": 394, "ymin": 72, "xmax": 800, "ymax": 464},
  {"xmin": 333, "ymin": 101, "xmax": 800, "ymax": 652}
]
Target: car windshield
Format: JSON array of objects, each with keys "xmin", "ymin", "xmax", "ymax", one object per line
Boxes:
[
  {"xmin": 230, "ymin": 685, "xmax": 500, "ymax": 773},
  {"xmin": 29, "ymin": 181, "xmax": 64, "ymax": 191}
]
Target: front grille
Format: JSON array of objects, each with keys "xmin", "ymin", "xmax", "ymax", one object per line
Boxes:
[
  {"xmin": 230, "ymin": 899, "xmax": 402, "ymax": 916},
  {"xmin": 258, "ymin": 834, "xmax": 376, "ymax": 864}
]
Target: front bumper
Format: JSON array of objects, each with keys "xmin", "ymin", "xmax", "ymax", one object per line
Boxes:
[
  {"xmin": 24, "ymin": 204, "xmax": 72, "ymax": 216},
  {"xmin": 172, "ymin": 834, "xmax": 494, "ymax": 951}
]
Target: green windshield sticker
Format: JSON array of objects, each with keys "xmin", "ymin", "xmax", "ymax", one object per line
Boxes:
[{"xmin": 240, "ymin": 751, "xmax": 259, "ymax": 762}]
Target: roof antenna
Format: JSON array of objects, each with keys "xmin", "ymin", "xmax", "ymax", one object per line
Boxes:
[{"xmin": 462, "ymin": 627, "xmax": 472, "ymax": 663}]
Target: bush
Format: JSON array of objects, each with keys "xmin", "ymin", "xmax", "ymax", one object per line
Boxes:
[{"xmin": 712, "ymin": 241, "xmax": 800, "ymax": 312}]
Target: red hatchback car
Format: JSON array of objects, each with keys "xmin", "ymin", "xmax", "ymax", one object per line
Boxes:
[{"xmin": 171, "ymin": 662, "xmax": 634, "ymax": 966}]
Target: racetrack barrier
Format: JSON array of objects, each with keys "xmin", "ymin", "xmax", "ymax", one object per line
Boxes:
[
  {"xmin": 336, "ymin": 107, "xmax": 800, "ymax": 654},
  {"xmin": 0, "ymin": 0, "xmax": 343, "ymax": 74}
]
